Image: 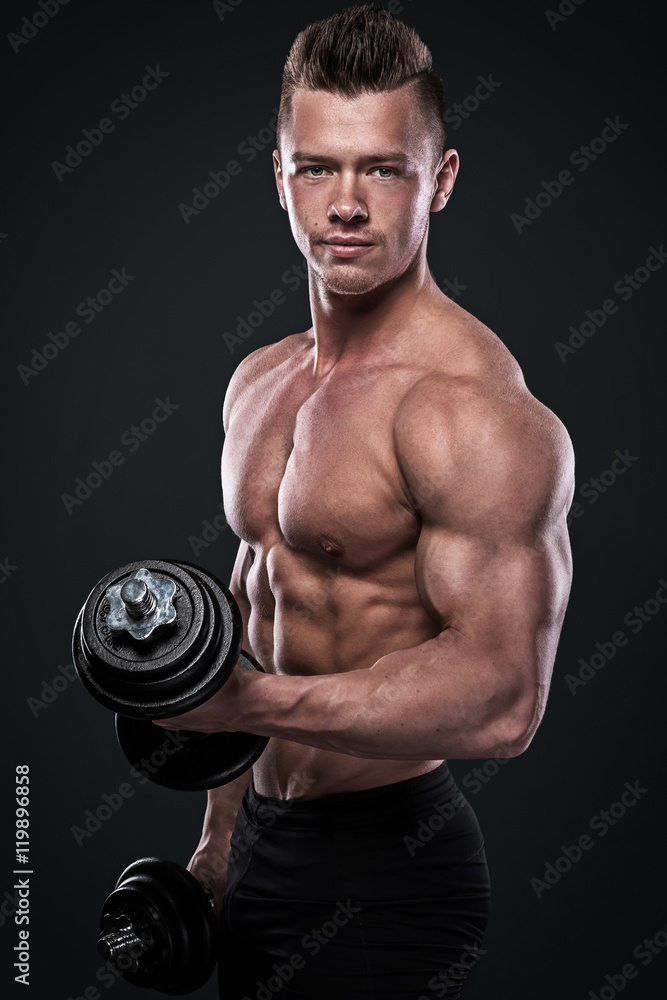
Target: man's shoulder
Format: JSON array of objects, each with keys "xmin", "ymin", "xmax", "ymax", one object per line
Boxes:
[
  {"xmin": 222, "ymin": 332, "xmax": 309, "ymax": 429},
  {"xmin": 231, "ymin": 331, "xmax": 308, "ymax": 381},
  {"xmin": 396, "ymin": 300, "xmax": 574, "ymax": 498},
  {"xmin": 424, "ymin": 294, "xmax": 525, "ymax": 386},
  {"xmin": 414, "ymin": 297, "xmax": 569, "ymax": 434},
  {"xmin": 396, "ymin": 368, "xmax": 572, "ymax": 476}
]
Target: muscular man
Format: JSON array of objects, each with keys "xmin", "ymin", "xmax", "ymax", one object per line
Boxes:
[{"xmin": 156, "ymin": 6, "xmax": 574, "ymax": 997}]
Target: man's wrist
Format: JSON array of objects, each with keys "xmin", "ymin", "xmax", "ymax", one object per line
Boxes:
[{"xmin": 199, "ymin": 824, "xmax": 235, "ymax": 845}]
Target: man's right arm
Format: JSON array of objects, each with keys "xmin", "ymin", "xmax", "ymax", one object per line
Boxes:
[
  {"xmin": 187, "ymin": 769, "xmax": 251, "ymax": 913},
  {"xmin": 187, "ymin": 539, "xmax": 256, "ymax": 912}
]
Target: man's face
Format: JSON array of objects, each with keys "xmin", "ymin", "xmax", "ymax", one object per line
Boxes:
[{"xmin": 273, "ymin": 84, "xmax": 457, "ymax": 296}]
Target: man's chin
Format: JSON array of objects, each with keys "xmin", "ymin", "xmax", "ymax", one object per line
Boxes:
[{"xmin": 315, "ymin": 262, "xmax": 387, "ymax": 296}]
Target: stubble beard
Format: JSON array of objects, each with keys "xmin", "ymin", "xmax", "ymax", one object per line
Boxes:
[
  {"xmin": 315, "ymin": 261, "xmax": 388, "ymax": 296},
  {"xmin": 307, "ymin": 239, "xmax": 393, "ymax": 296}
]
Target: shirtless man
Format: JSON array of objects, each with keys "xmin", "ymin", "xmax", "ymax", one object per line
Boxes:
[{"xmin": 156, "ymin": 6, "xmax": 574, "ymax": 997}]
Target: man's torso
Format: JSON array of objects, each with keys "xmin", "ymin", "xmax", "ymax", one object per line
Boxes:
[{"xmin": 222, "ymin": 295, "xmax": 533, "ymax": 799}]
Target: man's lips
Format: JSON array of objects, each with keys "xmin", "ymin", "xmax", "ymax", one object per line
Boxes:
[{"xmin": 320, "ymin": 237, "xmax": 376, "ymax": 258}]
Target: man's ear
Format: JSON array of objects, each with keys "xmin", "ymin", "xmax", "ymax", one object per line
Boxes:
[
  {"xmin": 430, "ymin": 149, "xmax": 459, "ymax": 213},
  {"xmin": 273, "ymin": 149, "xmax": 287, "ymax": 211}
]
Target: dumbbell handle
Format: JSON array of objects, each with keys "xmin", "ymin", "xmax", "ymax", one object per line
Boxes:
[{"xmin": 98, "ymin": 925, "xmax": 145, "ymax": 962}]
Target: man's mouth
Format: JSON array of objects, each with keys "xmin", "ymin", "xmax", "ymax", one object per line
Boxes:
[
  {"xmin": 320, "ymin": 237, "xmax": 376, "ymax": 258},
  {"xmin": 322, "ymin": 237, "xmax": 375, "ymax": 246}
]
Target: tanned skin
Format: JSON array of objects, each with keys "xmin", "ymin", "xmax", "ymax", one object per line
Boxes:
[{"xmin": 155, "ymin": 82, "xmax": 575, "ymax": 911}]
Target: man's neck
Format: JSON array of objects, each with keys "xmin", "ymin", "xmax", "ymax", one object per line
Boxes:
[{"xmin": 306, "ymin": 253, "xmax": 439, "ymax": 379}]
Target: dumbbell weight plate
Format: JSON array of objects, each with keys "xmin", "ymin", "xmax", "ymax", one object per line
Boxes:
[
  {"xmin": 98, "ymin": 857, "xmax": 217, "ymax": 995},
  {"xmin": 73, "ymin": 560, "xmax": 243, "ymax": 717},
  {"xmin": 116, "ymin": 650, "xmax": 269, "ymax": 790},
  {"xmin": 73, "ymin": 559, "xmax": 269, "ymax": 789}
]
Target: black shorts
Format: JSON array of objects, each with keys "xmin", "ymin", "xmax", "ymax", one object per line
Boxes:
[{"xmin": 218, "ymin": 761, "xmax": 490, "ymax": 999}]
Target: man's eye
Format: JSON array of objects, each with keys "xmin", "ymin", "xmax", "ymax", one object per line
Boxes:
[{"xmin": 300, "ymin": 166, "xmax": 396, "ymax": 178}]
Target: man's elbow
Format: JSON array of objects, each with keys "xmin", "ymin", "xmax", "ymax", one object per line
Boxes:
[{"xmin": 489, "ymin": 691, "xmax": 541, "ymax": 758}]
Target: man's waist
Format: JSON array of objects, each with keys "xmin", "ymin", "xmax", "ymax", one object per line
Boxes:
[{"xmin": 246, "ymin": 758, "xmax": 462, "ymax": 830}]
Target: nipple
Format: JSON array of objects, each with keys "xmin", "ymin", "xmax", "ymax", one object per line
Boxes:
[{"xmin": 319, "ymin": 535, "xmax": 343, "ymax": 557}]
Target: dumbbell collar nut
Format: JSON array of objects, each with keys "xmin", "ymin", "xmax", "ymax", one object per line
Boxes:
[
  {"xmin": 98, "ymin": 912, "xmax": 148, "ymax": 972},
  {"xmin": 105, "ymin": 567, "xmax": 177, "ymax": 641}
]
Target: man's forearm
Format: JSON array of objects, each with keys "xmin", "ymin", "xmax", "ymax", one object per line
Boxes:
[
  {"xmin": 233, "ymin": 628, "xmax": 539, "ymax": 760},
  {"xmin": 201, "ymin": 768, "xmax": 252, "ymax": 838}
]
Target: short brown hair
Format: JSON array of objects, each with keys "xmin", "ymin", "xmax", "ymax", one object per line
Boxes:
[{"xmin": 277, "ymin": 4, "xmax": 447, "ymax": 166}]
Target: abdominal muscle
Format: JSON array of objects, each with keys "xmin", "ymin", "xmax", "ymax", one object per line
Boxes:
[
  {"xmin": 252, "ymin": 740, "xmax": 444, "ymax": 802},
  {"xmin": 244, "ymin": 541, "xmax": 444, "ymax": 801}
]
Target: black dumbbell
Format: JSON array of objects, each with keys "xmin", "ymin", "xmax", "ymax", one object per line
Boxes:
[
  {"xmin": 72, "ymin": 559, "xmax": 269, "ymax": 790},
  {"xmin": 98, "ymin": 857, "xmax": 218, "ymax": 994}
]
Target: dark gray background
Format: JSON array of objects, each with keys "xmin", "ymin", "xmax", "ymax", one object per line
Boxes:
[{"xmin": 1, "ymin": 1, "xmax": 665, "ymax": 997}]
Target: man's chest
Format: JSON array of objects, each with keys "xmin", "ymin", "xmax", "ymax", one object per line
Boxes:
[{"xmin": 222, "ymin": 364, "xmax": 420, "ymax": 563}]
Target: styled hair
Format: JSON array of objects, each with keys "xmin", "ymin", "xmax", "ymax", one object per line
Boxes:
[{"xmin": 277, "ymin": 4, "xmax": 447, "ymax": 166}]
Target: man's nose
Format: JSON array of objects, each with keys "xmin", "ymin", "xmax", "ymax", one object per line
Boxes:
[{"xmin": 327, "ymin": 174, "xmax": 369, "ymax": 223}]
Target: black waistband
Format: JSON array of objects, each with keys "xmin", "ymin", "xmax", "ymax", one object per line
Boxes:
[{"xmin": 245, "ymin": 761, "xmax": 463, "ymax": 830}]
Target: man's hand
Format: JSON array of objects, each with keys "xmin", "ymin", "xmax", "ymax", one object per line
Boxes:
[
  {"xmin": 186, "ymin": 771, "xmax": 253, "ymax": 915},
  {"xmin": 153, "ymin": 661, "xmax": 253, "ymax": 733},
  {"xmin": 187, "ymin": 834, "xmax": 231, "ymax": 916}
]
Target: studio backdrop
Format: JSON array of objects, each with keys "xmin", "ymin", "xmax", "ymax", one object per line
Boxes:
[{"xmin": 1, "ymin": 1, "xmax": 665, "ymax": 998}]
